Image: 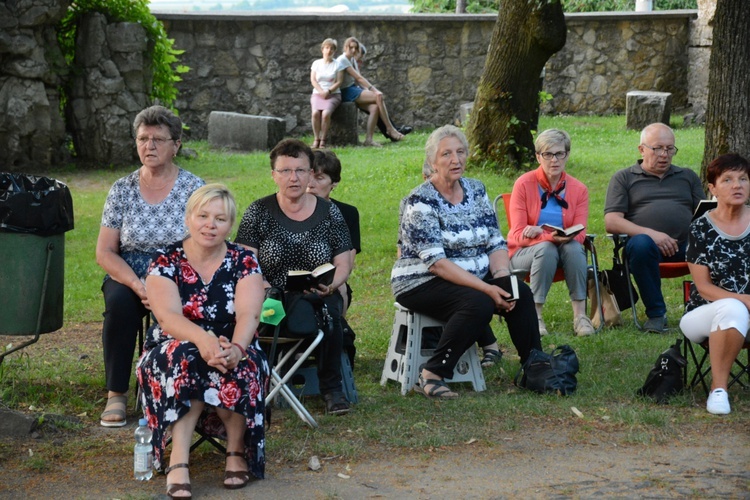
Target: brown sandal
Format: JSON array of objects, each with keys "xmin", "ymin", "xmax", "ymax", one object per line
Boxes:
[
  {"xmin": 224, "ymin": 451, "xmax": 250, "ymax": 490},
  {"xmin": 165, "ymin": 463, "xmax": 191, "ymax": 499}
]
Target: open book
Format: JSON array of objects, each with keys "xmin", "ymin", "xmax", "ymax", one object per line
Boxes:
[
  {"xmin": 692, "ymin": 199, "xmax": 717, "ymax": 221},
  {"xmin": 488, "ymin": 274, "xmax": 520, "ymax": 302},
  {"xmin": 541, "ymin": 223, "xmax": 585, "ymax": 237},
  {"xmin": 286, "ymin": 263, "xmax": 335, "ymax": 292}
]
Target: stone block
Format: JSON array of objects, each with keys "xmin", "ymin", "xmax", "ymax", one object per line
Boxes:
[
  {"xmin": 625, "ymin": 91, "xmax": 672, "ymax": 130},
  {"xmin": 328, "ymin": 102, "xmax": 358, "ymax": 146},
  {"xmin": 208, "ymin": 111, "xmax": 285, "ymax": 152}
]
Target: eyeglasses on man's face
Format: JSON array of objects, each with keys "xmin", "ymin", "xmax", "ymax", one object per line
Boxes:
[
  {"xmin": 642, "ymin": 145, "xmax": 678, "ymax": 156},
  {"xmin": 136, "ymin": 136, "xmax": 174, "ymax": 147},
  {"xmin": 537, "ymin": 151, "xmax": 568, "ymax": 161},
  {"xmin": 274, "ymin": 168, "xmax": 311, "ymax": 177}
]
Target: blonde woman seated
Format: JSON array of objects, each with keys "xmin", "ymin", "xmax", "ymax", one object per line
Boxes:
[
  {"xmin": 136, "ymin": 184, "xmax": 268, "ymax": 497},
  {"xmin": 507, "ymin": 129, "xmax": 594, "ymax": 337},
  {"xmin": 310, "ymin": 38, "xmax": 343, "ymax": 148}
]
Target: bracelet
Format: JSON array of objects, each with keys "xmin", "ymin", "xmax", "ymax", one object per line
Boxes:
[{"xmin": 233, "ymin": 343, "xmax": 248, "ymax": 362}]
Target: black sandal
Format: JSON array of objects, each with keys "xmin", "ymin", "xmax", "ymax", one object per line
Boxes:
[
  {"xmin": 165, "ymin": 463, "xmax": 191, "ymax": 499},
  {"xmin": 414, "ymin": 374, "xmax": 459, "ymax": 399},
  {"xmin": 481, "ymin": 348, "xmax": 503, "ymax": 368},
  {"xmin": 323, "ymin": 391, "xmax": 351, "ymax": 415}
]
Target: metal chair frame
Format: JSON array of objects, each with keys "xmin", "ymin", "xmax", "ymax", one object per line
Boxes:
[
  {"xmin": 493, "ymin": 193, "xmax": 604, "ymax": 333},
  {"xmin": 679, "ymin": 280, "xmax": 750, "ymax": 396},
  {"xmin": 611, "ymin": 234, "xmax": 690, "ymax": 330}
]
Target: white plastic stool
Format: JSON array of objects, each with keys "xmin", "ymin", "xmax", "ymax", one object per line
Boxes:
[{"xmin": 380, "ymin": 303, "xmax": 486, "ymax": 395}]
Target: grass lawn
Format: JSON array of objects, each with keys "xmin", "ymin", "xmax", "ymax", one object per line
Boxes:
[{"xmin": 2, "ymin": 114, "xmax": 747, "ymax": 464}]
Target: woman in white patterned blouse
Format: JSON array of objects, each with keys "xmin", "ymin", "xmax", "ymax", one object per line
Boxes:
[{"xmin": 95, "ymin": 105, "xmax": 204, "ymax": 427}]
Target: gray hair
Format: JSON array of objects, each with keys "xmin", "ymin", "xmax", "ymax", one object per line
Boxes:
[
  {"xmin": 422, "ymin": 159, "xmax": 434, "ymax": 179},
  {"xmin": 132, "ymin": 105, "xmax": 182, "ymax": 141},
  {"xmin": 535, "ymin": 128, "xmax": 570, "ymax": 153},
  {"xmin": 425, "ymin": 125, "xmax": 469, "ymax": 166},
  {"xmin": 640, "ymin": 122, "xmax": 674, "ymax": 144}
]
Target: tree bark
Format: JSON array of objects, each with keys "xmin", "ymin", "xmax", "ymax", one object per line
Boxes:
[
  {"xmin": 467, "ymin": 0, "xmax": 566, "ymax": 169},
  {"xmin": 456, "ymin": 0, "xmax": 467, "ymax": 14},
  {"xmin": 701, "ymin": 0, "xmax": 750, "ymax": 181}
]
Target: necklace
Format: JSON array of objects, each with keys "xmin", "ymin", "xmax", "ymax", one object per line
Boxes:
[{"xmin": 140, "ymin": 168, "xmax": 176, "ymax": 190}]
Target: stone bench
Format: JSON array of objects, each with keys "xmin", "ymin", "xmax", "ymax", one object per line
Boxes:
[
  {"xmin": 625, "ymin": 91, "xmax": 672, "ymax": 130},
  {"xmin": 208, "ymin": 111, "xmax": 285, "ymax": 151},
  {"xmin": 328, "ymin": 101, "xmax": 358, "ymax": 146}
]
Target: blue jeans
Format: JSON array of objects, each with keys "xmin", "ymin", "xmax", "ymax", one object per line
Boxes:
[{"xmin": 625, "ymin": 234, "xmax": 686, "ymax": 319}]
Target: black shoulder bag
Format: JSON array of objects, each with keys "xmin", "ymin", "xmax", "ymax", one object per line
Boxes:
[
  {"xmin": 515, "ymin": 345, "xmax": 579, "ymax": 396},
  {"xmin": 636, "ymin": 339, "xmax": 686, "ymax": 404}
]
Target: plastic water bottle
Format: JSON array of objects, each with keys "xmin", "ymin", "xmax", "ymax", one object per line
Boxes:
[{"xmin": 133, "ymin": 418, "xmax": 153, "ymax": 481}]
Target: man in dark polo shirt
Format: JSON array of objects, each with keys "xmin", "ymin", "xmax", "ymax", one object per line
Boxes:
[{"xmin": 604, "ymin": 123, "xmax": 705, "ymax": 332}]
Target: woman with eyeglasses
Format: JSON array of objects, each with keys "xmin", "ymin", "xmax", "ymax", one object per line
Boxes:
[
  {"xmin": 235, "ymin": 139, "xmax": 353, "ymax": 415},
  {"xmin": 507, "ymin": 128, "xmax": 594, "ymax": 337},
  {"xmin": 95, "ymin": 105, "xmax": 204, "ymax": 428}
]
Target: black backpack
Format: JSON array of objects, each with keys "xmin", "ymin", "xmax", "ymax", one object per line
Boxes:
[{"xmin": 636, "ymin": 339, "xmax": 687, "ymax": 404}]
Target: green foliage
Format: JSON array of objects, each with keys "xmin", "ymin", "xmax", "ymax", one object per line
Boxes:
[
  {"xmin": 409, "ymin": 0, "xmax": 697, "ymax": 13},
  {"xmin": 58, "ymin": 0, "xmax": 187, "ymax": 107}
]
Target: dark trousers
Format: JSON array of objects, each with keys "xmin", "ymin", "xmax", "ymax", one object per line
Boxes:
[
  {"xmin": 101, "ymin": 279, "xmax": 147, "ymax": 393},
  {"xmin": 317, "ymin": 292, "xmax": 344, "ymax": 394},
  {"xmin": 396, "ymin": 277, "xmax": 541, "ymax": 379},
  {"xmin": 626, "ymin": 234, "xmax": 687, "ymax": 319}
]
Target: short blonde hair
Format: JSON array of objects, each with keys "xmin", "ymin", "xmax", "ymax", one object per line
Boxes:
[
  {"xmin": 535, "ymin": 129, "xmax": 571, "ymax": 153},
  {"xmin": 321, "ymin": 38, "xmax": 337, "ymax": 51},
  {"xmin": 185, "ymin": 183, "xmax": 237, "ymax": 226}
]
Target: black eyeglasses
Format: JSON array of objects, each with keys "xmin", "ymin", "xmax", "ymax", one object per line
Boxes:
[
  {"xmin": 642, "ymin": 145, "xmax": 678, "ymax": 156},
  {"xmin": 537, "ymin": 151, "xmax": 568, "ymax": 161}
]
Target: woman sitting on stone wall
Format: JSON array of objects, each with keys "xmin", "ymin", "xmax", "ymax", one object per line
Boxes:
[
  {"xmin": 310, "ymin": 38, "xmax": 343, "ymax": 149},
  {"xmin": 336, "ymin": 36, "xmax": 403, "ymax": 147}
]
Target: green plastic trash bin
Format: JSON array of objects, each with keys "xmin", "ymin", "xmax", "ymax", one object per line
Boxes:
[{"xmin": 0, "ymin": 174, "xmax": 74, "ymax": 337}]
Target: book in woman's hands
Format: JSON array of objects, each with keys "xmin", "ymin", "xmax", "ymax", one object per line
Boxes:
[
  {"xmin": 488, "ymin": 274, "xmax": 520, "ymax": 302},
  {"xmin": 541, "ymin": 223, "xmax": 585, "ymax": 237},
  {"xmin": 286, "ymin": 263, "xmax": 336, "ymax": 292}
]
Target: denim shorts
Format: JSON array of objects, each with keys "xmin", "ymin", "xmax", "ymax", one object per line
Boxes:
[{"xmin": 341, "ymin": 85, "xmax": 363, "ymax": 102}]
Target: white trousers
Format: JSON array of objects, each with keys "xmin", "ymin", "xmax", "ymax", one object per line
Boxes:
[{"xmin": 680, "ymin": 298, "xmax": 750, "ymax": 343}]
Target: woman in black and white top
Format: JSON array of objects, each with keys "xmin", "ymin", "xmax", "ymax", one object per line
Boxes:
[{"xmin": 681, "ymin": 153, "xmax": 750, "ymax": 415}]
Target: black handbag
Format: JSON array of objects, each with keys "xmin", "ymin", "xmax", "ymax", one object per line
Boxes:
[
  {"xmin": 601, "ymin": 260, "xmax": 639, "ymax": 312},
  {"xmin": 283, "ymin": 291, "xmax": 330, "ymax": 337},
  {"xmin": 515, "ymin": 345, "xmax": 579, "ymax": 396},
  {"xmin": 636, "ymin": 339, "xmax": 686, "ymax": 404}
]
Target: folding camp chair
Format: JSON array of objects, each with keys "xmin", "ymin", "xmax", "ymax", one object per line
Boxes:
[
  {"xmin": 680, "ymin": 280, "xmax": 750, "ymax": 396},
  {"xmin": 493, "ymin": 193, "xmax": 604, "ymax": 333},
  {"xmin": 611, "ymin": 235, "xmax": 690, "ymax": 330}
]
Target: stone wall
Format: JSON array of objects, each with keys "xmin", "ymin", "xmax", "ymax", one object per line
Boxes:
[
  {"xmin": 66, "ymin": 12, "xmax": 151, "ymax": 165},
  {"xmin": 0, "ymin": 7, "xmax": 702, "ymax": 168},
  {"xmin": 156, "ymin": 11, "xmax": 698, "ymax": 141},
  {"xmin": 0, "ymin": 0, "xmax": 70, "ymax": 168},
  {"xmin": 685, "ymin": 0, "xmax": 715, "ymax": 123}
]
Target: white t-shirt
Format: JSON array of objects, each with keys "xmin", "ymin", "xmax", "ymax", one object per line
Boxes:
[
  {"xmin": 311, "ymin": 59, "xmax": 341, "ymax": 94},
  {"xmin": 335, "ymin": 54, "xmax": 359, "ymax": 90}
]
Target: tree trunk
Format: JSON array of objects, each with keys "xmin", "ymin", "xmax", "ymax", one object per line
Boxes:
[
  {"xmin": 467, "ymin": 0, "xmax": 566, "ymax": 169},
  {"xmin": 456, "ymin": 0, "xmax": 467, "ymax": 14},
  {"xmin": 701, "ymin": 0, "xmax": 750, "ymax": 181}
]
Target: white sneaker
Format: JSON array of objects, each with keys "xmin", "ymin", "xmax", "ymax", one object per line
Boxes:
[
  {"xmin": 538, "ymin": 318, "xmax": 548, "ymax": 336},
  {"xmin": 706, "ymin": 388, "xmax": 731, "ymax": 415},
  {"xmin": 574, "ymin": 315, "xmax": 595, "ymax": 336}
]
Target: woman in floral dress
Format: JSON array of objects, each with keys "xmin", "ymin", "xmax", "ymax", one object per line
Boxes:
[{"xmin": 137, "ymin": 184, "xmax": 268, "ymax": 497}]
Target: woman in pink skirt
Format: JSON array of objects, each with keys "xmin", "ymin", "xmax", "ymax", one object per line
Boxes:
[{"xmin": 310, "ymin": 38, "xmax": 343, "ymax": 148}]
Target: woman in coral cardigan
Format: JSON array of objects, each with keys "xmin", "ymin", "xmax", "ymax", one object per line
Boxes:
[{"xmin": 508, "ymin": 129, "xmax": 594, "ymax": 337}]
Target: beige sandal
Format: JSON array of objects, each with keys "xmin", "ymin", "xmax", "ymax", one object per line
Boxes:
[{"xmin": 100, "ymin": 394, "xmax": 127, "ymax": 427}]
